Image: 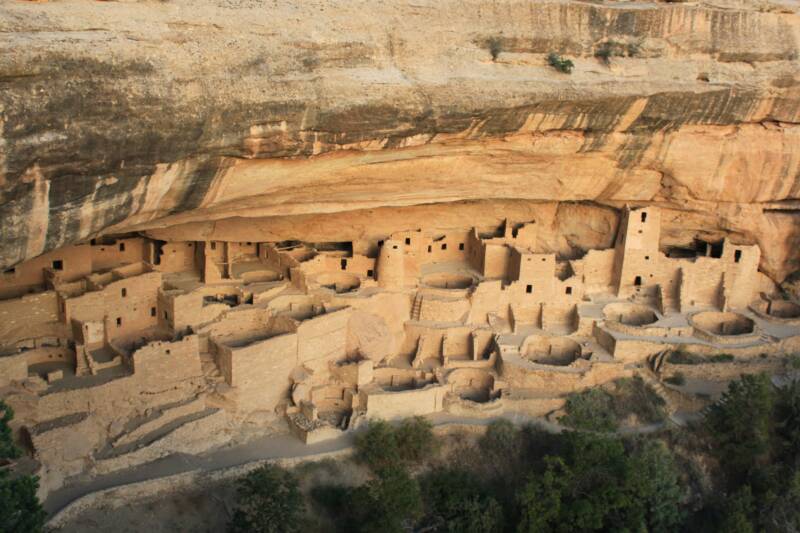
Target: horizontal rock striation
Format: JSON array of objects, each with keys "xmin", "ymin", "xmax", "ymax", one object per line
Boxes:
[{"xmin": 0, "ymin": 0, "xmax": 798, "ymax": 279}]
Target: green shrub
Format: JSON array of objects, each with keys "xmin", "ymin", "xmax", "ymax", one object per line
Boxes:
[
  {"xmin": 595, "ymin": 40, "xmax": 641, "ymax": 64},
  {"xmin": 229, "ymin": 464, "xmax": 305, "ymax": 533},
  {"xmin": 355, "ymin": 418, "xmax": 439, "ymax": 472},
  {"xmin": 613, "ymin": 376, "xmax": 667, "ymax": 424},
  {"xmin": 547, "ymin": 52, "xmax": 574, "ymax": 74},
  {"xmin": 668, "ymin": 351, "xmax": 706, "ymax": 365},
  {"xmin": 354, "ymin": 419, "xmax": 401, "ymax": 471},
  {"xmin": 710, "ymin": 353, "xmax": 735, "ymax": 363},
  {"xmin": 420, "ymin": 467, "xmax": 503, "ymax": 533},
  {"xmin": 561, "ymin": 378, "xmax": 666, "ymax": 430},
  {"xmin": 0, "ymin": 400, "xmax": 45, "ymax": 533},
  {"xmin": 560, "ymin": 388, "xmax": 617, "ymax": 431},
  {"xmin": 395, "ymin": 416, "xmax": 439, "ymax": 464},
  {"xmin": 487, "ymin": 37, "xmax": 502, "ymax": 61},
  {"xmin": 350, "ymin": 465, "xmax": 423, "ymax": 533},
  {"xmin": 479, "ymin": 419, "xmax": 519, "ymax": 456},
  {"xmin": 626, "ymin": 41, "xmax": 641, "ymax": 57},
  {"xmin": 518, "ymin": 433, "xmax": 686, "ymax": 532},
  {"xmin": 789, "ymin": 354, "xmax": 800, "ymax": 369},
  {"xmin": 0, "ymin": 401, "xmax": 19, "ymax": 461},
  {"xmin": 665, "ymin": 372, "xmax": 686, "ymax": 386}
]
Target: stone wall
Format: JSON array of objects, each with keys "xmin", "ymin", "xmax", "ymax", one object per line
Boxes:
[{"xmin": 0, "ymin": 291, "xmax": 59, "ymax": 341}]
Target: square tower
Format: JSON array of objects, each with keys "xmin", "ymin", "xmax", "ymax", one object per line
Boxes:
[{"xmin": 613, "ymin": 206, "xmax": 662, "ymax": 296}]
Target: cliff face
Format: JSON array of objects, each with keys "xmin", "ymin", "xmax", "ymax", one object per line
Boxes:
[{"xmin": 1, "ymin": 0, "xmax": 799, "ymax": 280}]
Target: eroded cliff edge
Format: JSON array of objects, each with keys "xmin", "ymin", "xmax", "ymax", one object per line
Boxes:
[{"xmin": 1, "ymin": 0, "xmax": 798, "ymax": 281}]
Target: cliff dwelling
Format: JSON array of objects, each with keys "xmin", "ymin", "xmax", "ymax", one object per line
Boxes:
[
  {"xmin": 0, "ymin": 0, "xmax": 799, "ymax": 527},
  {"xmin": 1, "ymin": 203, "xmax": 799, "ymax": 503}
]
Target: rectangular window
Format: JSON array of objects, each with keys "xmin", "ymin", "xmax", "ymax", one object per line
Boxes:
[
  {"xmin": 441, "ymin": 244, "xmax": 447, "ymax": 251},
  {"xmin": 566, "ymin": 287, "xmax": 572, "ymax": 295},
  {"xmin": 427, "ymin": 245, "xmax": 432, "ymax": 253},
  {"xmin": 458, "ymin": 243, "xmax": 464, "ymax": 251},
  {"xmin": 367, "ymin": 269, "xmax": 374, "ymax": 277},
  {"xmin": 734, "ymin": 250, "xmax": 742, "ymax": 263},
  {"xmin": 119, "ymin": 242, "xmax": 125, "ymax": 252},
  {"xmin": 526, "ymin": 284, "xmax": 533, "ymax": 294},
  {"xmin": 210, "ymin": 242, "xmax": 216, "ymax": 250},
  {"xmin": 164, "ymin": 311, "xmax": 169, "ymax": 320},
  {"xmin": 52, "ymin": 260, "xmax": 63, "ymax": 271},
  {"xmin": 641, "ymin": 212, "xmax": 647, "ymax": 223},
  {"xmin": 150, "ymin": 307, "xmax": 156, "ymax": 317},
  {"xmin": 121, "ymin": 288, "xmax": 127, "ymax": 297},
  {"xmin": 116, "ymin": 317, "xmax": 122, "ymax": 327},
  {"xmin": 405, "ymin": 238, "xmax": 411, "ymax": 245},
  {"xmin": 634, "ymin": 276, "xmax": 642, "ymax": 286},
  {"xmin": 341, "ymin": 259, "xmax": 347, "ymax": 270}
]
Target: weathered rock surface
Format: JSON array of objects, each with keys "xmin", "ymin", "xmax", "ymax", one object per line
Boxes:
[{"xmin": 1, "ymin": 0, "xmax": 798, "ymax": 280}]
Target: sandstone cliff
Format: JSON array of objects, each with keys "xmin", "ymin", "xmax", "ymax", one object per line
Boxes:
[{"xmin": 1, "ymin": 0, "xmax": 798, "ymax": 280}]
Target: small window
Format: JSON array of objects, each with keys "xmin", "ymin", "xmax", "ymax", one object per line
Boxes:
[
  {"xmin": 734, "ymin": 250, "xmax": 742, "ymax": 263},
  {"xmin": 634, "ymin": 276, "xmax": 642, "ymax": 286},
  {"xmin": 427, "ymin": 245, "xmax": 432, "ymax": 253},
  {"xmin": 405, "ymin": 237, "xmax": 411, "ymax": 245},
  {"xmin": 378, "ymin": 240, "xmax": 384, "ymax": 247},
  {"xmin": 566, "ymin": 287, "xmax": 572, "ymax": 295},
  {"xmin": 164, "ymin": 311, "xmax": 169, "ymax": 320},
  {"xmin": 210, "ymin": 242, "xmax": 216, "ymax": 250},
  {"xmin": 341, "ymin": 259, "xmax": 347, "ymax": 270},
  {"xmin": 166, "ymin": 350, "xmax": 171, "ymax": 355},
  {"xmin": 441, "ymin": 244, "xmax": 447, "ymax": 251},
  {"xmin": 367, "ymin": 269, "xmax": 374, "ymax": 277},
  {"xmin": 246, "ymin": 242, "xmax": 252, "ymax": 245},
  {"xmin": 458, "ymin": 243, "xmax": 464, "ymax": 251},
  {"xmin": 119, "ymin": 242, "xmax": 125, "ymax": 252},
  {"xmin": 116, "ymin": 317, "xmax": 122, "ymax": 327},
  {"xmin": 393, "ymin": 245, "xmax": 398, "ymax": 250},
  {"xmin": 90, "ymin": 239, "xmax": 97, "ymax": 245},
  {"xmin": 541, "ymin": 257, "xmax": 546, "ymax": 262},
  {"xmin": 121, "ymin": 288, "xmax": 127, "ymax": 297},
  {"xmin": 52, "ymin": 259, "xmax": 63, "ymax": 270},
  {"xmin": 526, "ymin": 284, "xmax": 533, "ymax": 294},
  {"xmin": 645, "ymin": 255, "xmax": 650, "ymax": 260},
  {"xmin": 150, "ymin": 307, "xmax": 156, "ymax": 317},
  {"xmin": 641, "ymin": 212, "xmax": 647, "ymax": 223}
]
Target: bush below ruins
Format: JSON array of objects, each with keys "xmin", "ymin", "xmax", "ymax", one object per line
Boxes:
[{"xmin": 560, "ymin": 376, "xmax": 667, "ymax": 431}]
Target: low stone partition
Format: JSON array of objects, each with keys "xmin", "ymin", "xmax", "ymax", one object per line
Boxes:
[
  {"xmin": 444, "ymin": 394, "xmax": 504, "ymax": 418},
  {"xmin": 360, "ymin": 383, "xmax": 448, "ymax": 419}
]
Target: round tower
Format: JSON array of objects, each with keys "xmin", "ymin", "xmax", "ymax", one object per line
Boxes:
[{"xmin": 377, "ymin": 239, "xmax": 405, "ymax": 289}]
